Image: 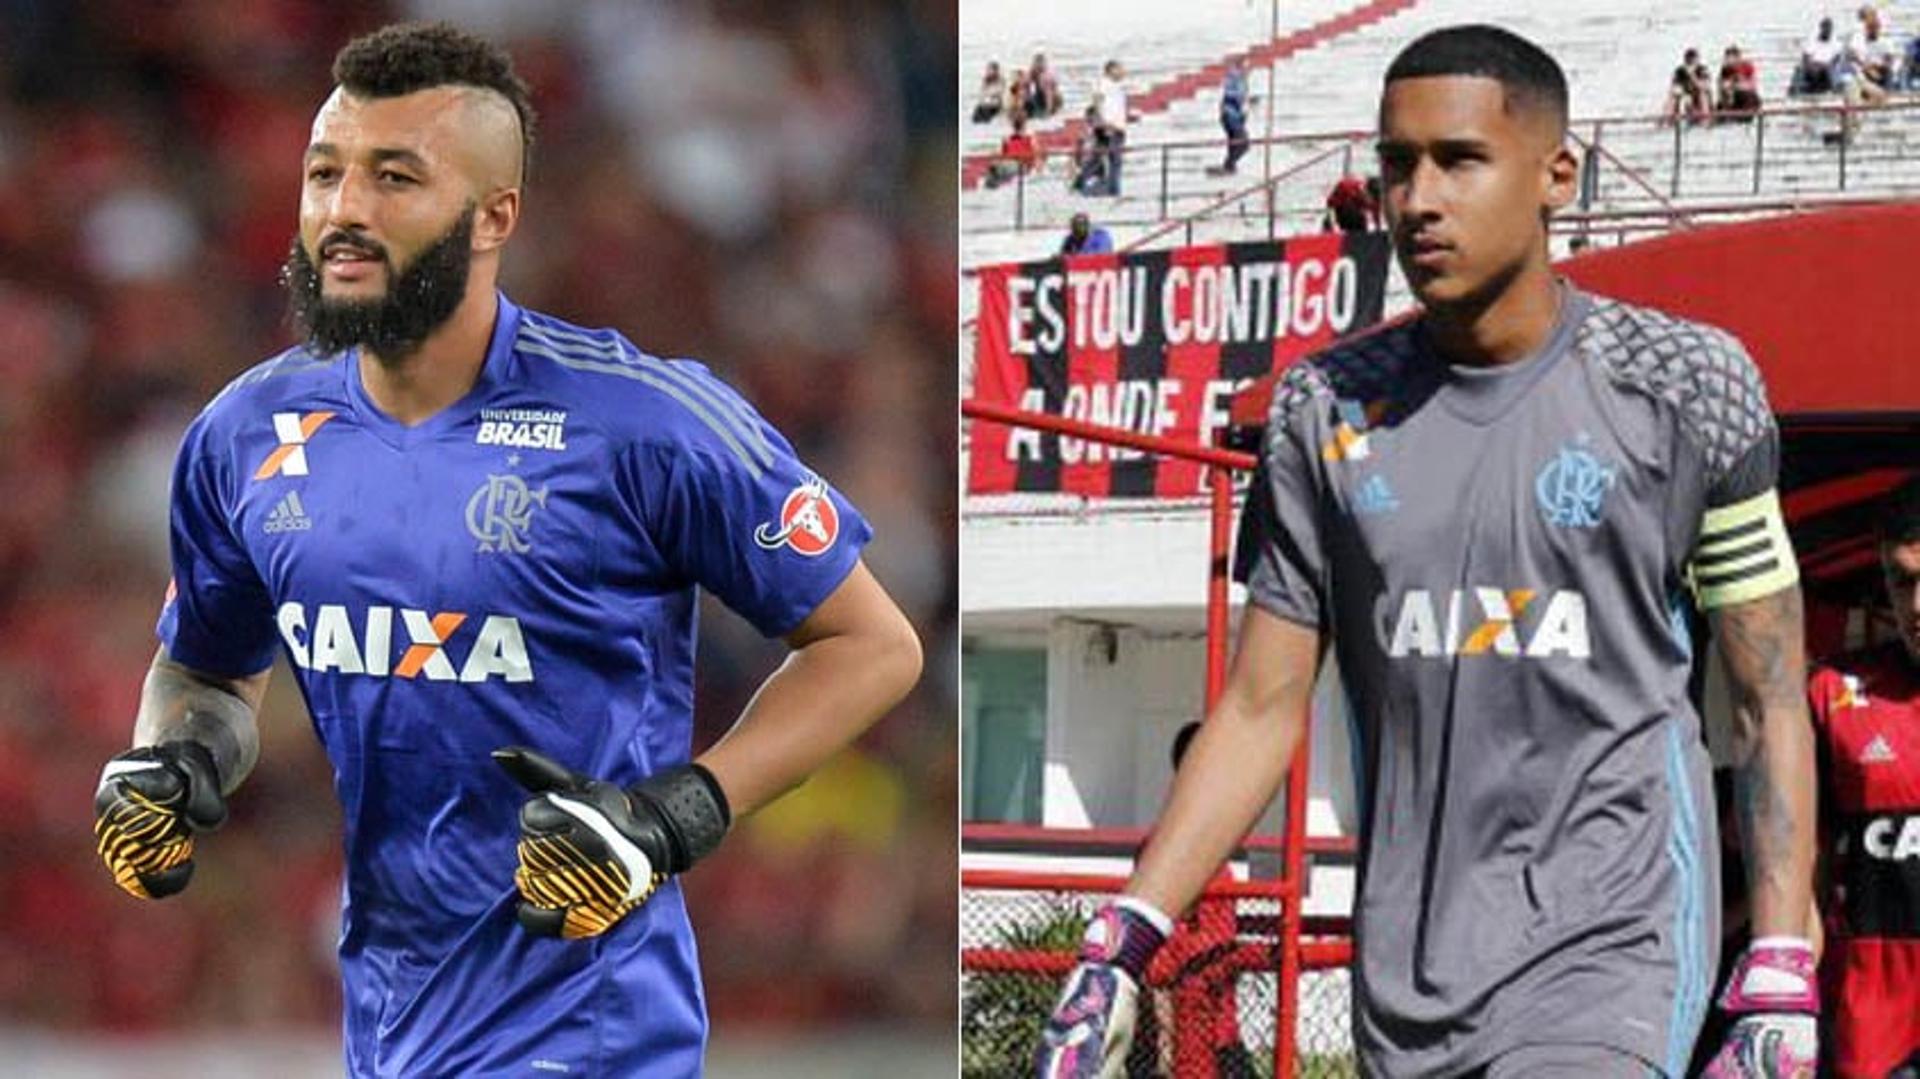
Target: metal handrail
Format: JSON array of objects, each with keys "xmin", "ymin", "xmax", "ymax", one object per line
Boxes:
[
  {"xmin": 1571, "ymin": 128, "xmax": 1692, "ymax": 227},
  {"xmin": 1554, "ymin": 191, "xmax": 1912, "ymax": 227},
  {"xmin": 962, "ymin": 399, "xmax": 1257, "ymax": 471},
  {"xmin": 967, "ymin": 94, "xmax": 1920, "ymax": 246},
  {"xmin": 964, "ymin": 95, "xmax": 1920, "ymax": 169},
  {"xmin": 1121, "ymin": 138, "xmax": 1358, "ymax": 252},
  {"xmin": 1558, "ymin": 94, "xmax": 1920, "ymax": 131}
]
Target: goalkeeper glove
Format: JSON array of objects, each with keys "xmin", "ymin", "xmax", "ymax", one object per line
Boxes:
[
  {"xmin": 1702, "ymin": 937, "xmax": 1819, "ymax": 1079},
  {"xmin": 1035, "ymin": 896, "xmax": 1172, "ymax": 1079},
  {"xmin": 493, "ymin": 747, "xmax": 730, "ymax": 940},
  {"xmin": 94, "ymin": 741, "xmax": 228, "ymax": 899}
]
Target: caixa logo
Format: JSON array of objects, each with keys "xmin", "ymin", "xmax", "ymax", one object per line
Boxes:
[
  {"xmin": 276, "ymin": 602, "xmax": 532, "ymax": 683},
  {"xmin": 1385, "ymin": 587, "xmax": 1591, "ymax": 659},
  {"xmin": 1857, "ymin": 814, "xmax": 1920, "ymax": 862}
]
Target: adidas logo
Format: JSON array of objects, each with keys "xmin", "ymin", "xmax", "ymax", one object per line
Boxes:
[
  {"xmin": 263, "ymin": 491, "xmax": 313, "ymax": 534},
  {"xmin": 1353, "ymin": 474, "xmax": 1399, "ymax": 515},
  {"xmin": 1860, "ymin": 734, "xmax": 1897, "ymax": 765}
]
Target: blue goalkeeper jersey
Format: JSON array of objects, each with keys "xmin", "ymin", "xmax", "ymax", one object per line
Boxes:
[{"xmin": 156, "ymin": 293, "xmax": 871, "ymax": 1077}]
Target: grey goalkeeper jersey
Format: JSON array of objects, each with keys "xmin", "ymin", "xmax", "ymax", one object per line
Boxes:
[{"xmin": 1242, "ymin": 287, "xmax": 1796, "ymax": 1077}]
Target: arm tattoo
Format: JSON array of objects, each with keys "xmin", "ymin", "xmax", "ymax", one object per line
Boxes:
[
  {"xmin": 1732, "ymin": 757, "xmax": 1793, "ymax": 888},
  {"xmin": 1712, "ymin": 586, "xmax": 1815, "ymax": 921},
  {"xmin": 134, "ymin": 660, "xmax": 261, "ymax": 794},
  {"xmin": 1714, "ymin": 587, "xmax": 1804, "ymax": 714}
]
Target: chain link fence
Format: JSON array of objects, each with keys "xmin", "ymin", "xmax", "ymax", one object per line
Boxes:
[{"xmin": 960, "ymin": 877, "xmax": 1352, "ymax": 1077}]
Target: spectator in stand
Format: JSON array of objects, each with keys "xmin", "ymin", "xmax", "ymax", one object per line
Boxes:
[
  {"xmin": 984, "ymin": 112, "xmax": 1042, "ymax": 189},
  {"xmin": 1060, "ymin": 212, "xmax": 1114, "ymax": 256},
  {"xmin": 1323, "ymin": 173, "xmax": 1378, "ymax": 234},
  {"xmin": 1840, "ymin": 5, "xmax": 1895, "ymax": 107},
  {"xmin": 1716, "ymin": 45, "xmax": 1761, "ymax": 121},
  {"xmin": 1071, "ymin": 104, "xmax": 1110, "ymax": 194},
  {"xmin": 1208, "ymin": 58, "xmax": 1252, "ymax": 176},
  {"xmin": 1794, "ymin": 16, "xmax": 1842, "ymax": 94},
  {"xmin": 1092, "ymin": 60, "xmax": 1134, "ymax": 197},
  {"xmin": 1028, "ymin": 52, "xmax": 1063, "ymax": 118},
  {"xmin": 1008, "ymin": 67, "xmax": 1033, "ymax": 125},
  {"xmin": 1665, "ymin": 47, "xmax": 1713, "ymax": 125},
  {"xmin": 972, "ymin": 61, "xmax": 1007, "ymax": 123}
]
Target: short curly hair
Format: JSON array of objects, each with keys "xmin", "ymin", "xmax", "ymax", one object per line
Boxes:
[{"xmin": 331, "ymin": 22, "xmax": 537, "ymax": 185}]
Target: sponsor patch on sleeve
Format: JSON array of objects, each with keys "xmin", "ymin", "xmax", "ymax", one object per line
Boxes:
[
  {"xmin": 1689, "ymin": 487, "xmax": 1798, "ymax": 609},
  {"xmin": 753, "ymin": 476, "xmax": 840, "ymax": 557}
]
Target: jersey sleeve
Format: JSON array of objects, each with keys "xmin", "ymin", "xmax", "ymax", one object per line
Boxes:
[
  {"xmin": 1237, "ymin": 373, "xmax": 1328, "ymax": 629},
  {"xmin": 155, "ymin": 411, "xmax": 279, "ymax": 676},
  {"xmin": 1807, "ymin": 666, "xmax": 1839, "ymax": 729},
  {"xmin": 631, "ymin": 368, "xmax": 872, "ymax": 638},
  {"xmin": 1685, "ymin": 333, "xmax": 1798, "ymax": 609}
]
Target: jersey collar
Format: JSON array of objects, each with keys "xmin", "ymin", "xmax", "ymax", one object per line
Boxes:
[
  {"xmin": 343, "ymin": 291, "xmax": 524, "ymax": 451},
  {"xmin": 1428, "ymin": 283, "xmax": 1590, "ymax": 427}
]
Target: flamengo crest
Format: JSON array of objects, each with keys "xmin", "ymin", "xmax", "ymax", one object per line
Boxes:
[
  {"xmin": 1536, "ymin": 437, "xmax": 1616, "ymax": 530},
  {"xmin": 467, "ymin": 473, "xmax": 548, "ymax": 554}
]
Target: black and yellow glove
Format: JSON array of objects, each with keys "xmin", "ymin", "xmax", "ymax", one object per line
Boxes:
[
  {"xmin": 493, "ymin": 747, "xmax": 730, "ymax": 940},
  {"xmin": 94, "ymin": 741, "xmax": 228, "ymax": 899}
]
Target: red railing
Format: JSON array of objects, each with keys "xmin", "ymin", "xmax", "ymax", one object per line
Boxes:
[{"xmin": 960, "ymin": 821, "xmax": 1357, "ymax": 858}]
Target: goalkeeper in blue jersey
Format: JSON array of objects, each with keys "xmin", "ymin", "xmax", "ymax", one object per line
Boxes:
[{"xmin": 88, "ymin": 22, "xmax": 922, "ymax": 1076}]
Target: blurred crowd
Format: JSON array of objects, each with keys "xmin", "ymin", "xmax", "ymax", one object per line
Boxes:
[{"xmin": 0, "ymin": 0, "xmax": 956, "ymax": 1037}]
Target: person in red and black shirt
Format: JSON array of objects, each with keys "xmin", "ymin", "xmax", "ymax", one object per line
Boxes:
[
  {"xmin": 1322, "ymin": 174, "xmax": 1378, "ymax": 234},
  {"xmin": 1808, "ymin": 474, "xmax": 1920, "ymax": 1079},
  {"xmin": 1716, "ymin": 45, "xmax": 1761, "ymax": 121},
  {"xmin": 985, "ymin": 112, "xmax": 1043, "ymax": 190}
]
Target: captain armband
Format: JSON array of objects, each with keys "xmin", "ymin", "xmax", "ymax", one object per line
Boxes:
[{"xmin": 1689, "ymin": 488, "xmax": 1799, "ymax": 609}]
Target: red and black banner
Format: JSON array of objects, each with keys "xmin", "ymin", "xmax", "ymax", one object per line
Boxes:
[{"xmin": 968, "ymin": 233, "xmax": 1391, "ymax": 497}]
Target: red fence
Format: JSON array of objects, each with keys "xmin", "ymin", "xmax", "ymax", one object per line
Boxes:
[{"xmin": 960, "ymin": 399, "xmax": 1353, "ymax": 1076}]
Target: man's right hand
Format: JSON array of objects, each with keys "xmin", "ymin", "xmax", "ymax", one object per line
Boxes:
[
  {"xmin": 1035, "ymin": 897, "xmax": 1172, "ymax": 1079},
  {"xmin": 94, "ymin": 741, "xmax": 227, "ymax": 899}
]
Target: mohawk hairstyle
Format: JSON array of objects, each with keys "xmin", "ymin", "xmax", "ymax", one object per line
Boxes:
[
  {"xmin": 331, "ymin": 22, "xmax": 537, "ymax": 185},
  {"xmin": 1384, "ymin": 24, "xmax": 1570, "ymax": 134},
  {"xmin": 1878, "ymin": 474, "xmax": 1920, "ymax": 546}
]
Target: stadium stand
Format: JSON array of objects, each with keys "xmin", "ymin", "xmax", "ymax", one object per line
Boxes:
[
  {"xmin": 0, "ymin": 1, "xmax": 956, "ymax": 1073},
  {"xmin": 962, "ymin": 0, "xmax": 1920, "ymax": 263}
]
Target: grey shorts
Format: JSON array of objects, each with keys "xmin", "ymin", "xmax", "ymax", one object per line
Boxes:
[{"xmin": 1471, "ymin": 1043, "xmax": 1661, "ymax": 1078}]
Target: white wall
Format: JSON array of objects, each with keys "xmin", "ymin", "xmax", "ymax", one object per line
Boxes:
[
  {"xmin": 963, "ymin": 507, "xmax": 1232, "ymax": 619},
  {"xmin": 967, "ymin": 592, "xmax": 1358, "ymax": 914},
  {"xmin": 1040, "ymin": 622, "xmax": 1210, "ymax": 826}
]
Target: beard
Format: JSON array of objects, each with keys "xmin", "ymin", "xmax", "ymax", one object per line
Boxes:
[{"xmin": 283, "ymin": 207, "xmax": 475, "ymax": 360}]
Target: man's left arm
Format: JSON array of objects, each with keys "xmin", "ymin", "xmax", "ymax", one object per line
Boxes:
[
  {"xmin": 495, "ymin": 560, "xmax": 919, "ymax": 939},
  {"xmin": 696, "ymin": 560, "xmax": 922, "ymax": 816},
  {"xmin": 1704, "ymin": 585, "xmax": 1822, "ymax": 1078},
  {"xmin": 1688, "ymin": 338, "xmax": 1822, "ymax": 1076},
  {"xmin": 1710, "ymin": 586, "xmax": 1817, "ymax": 938},
  {"xmin": 498, "ymin": 403, "xmax": 917, "ymax": 939}
]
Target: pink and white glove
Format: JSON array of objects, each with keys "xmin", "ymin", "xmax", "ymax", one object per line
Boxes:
[
  {"xmin": 1034, "ymin": 897, "xmax": 1172, "ymax": 1079},
  {"xmin": 1702, "ymin": 937, "xmax": 1820, "ymax": 1079}
]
